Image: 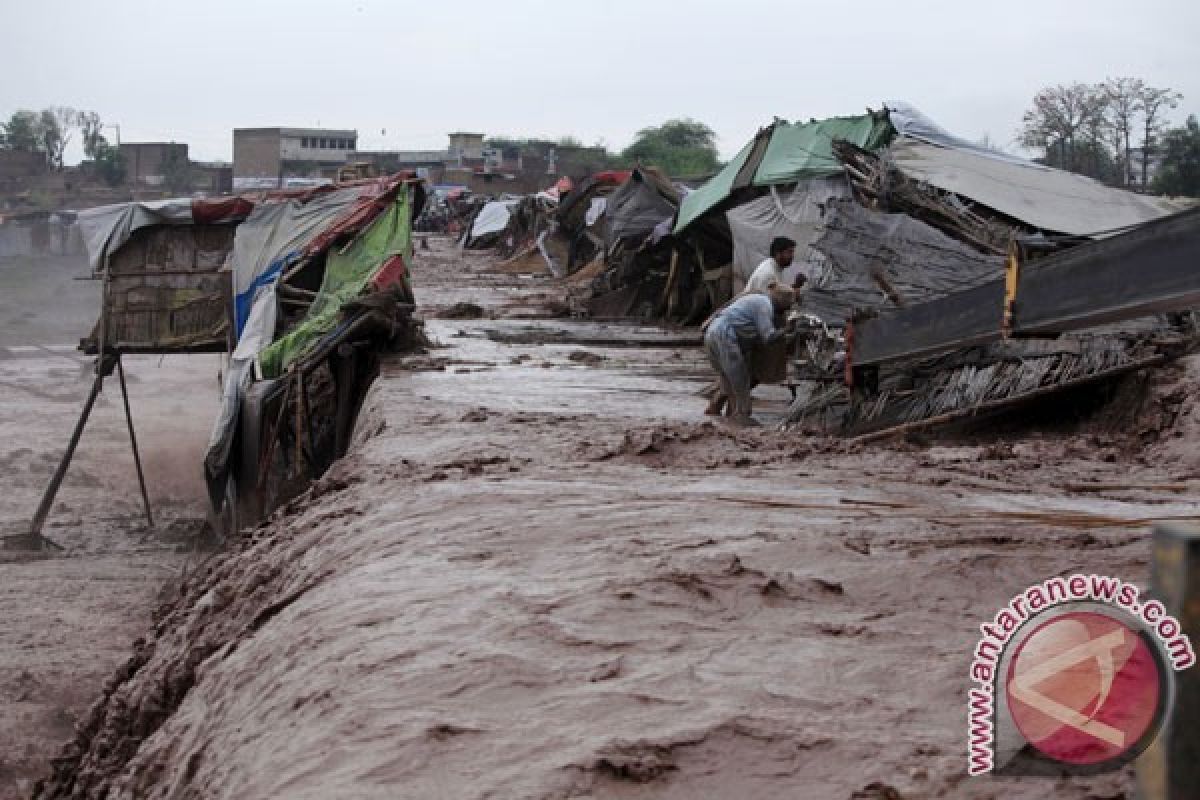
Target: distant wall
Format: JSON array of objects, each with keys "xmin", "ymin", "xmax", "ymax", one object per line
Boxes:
[
  {"xmin": 233, "ymin": 130, "xmax": 282, "ymax": 187},
  {"xmin": 0, "ymin": 150, "xmax": 47, "ymax": 180},
  {"xmin": 0, "ymin": 213, "xmax": 85, "ymax": 258}
]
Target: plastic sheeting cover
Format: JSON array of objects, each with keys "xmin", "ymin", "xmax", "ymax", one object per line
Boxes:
[
  {"xmin": 585, "ymin": 197, "xmax": 607, "ymax": 228},
  {"xmin": 230, "ymin": 187, "xmax": 370, "ymax": 334},
  {"xmin": 886, "ymin": 102, "xmax": 1036, "ymax": 168},
  {"xmin": 674, "ymin": 137, "xmax": 755, "ymax": 233},
  {"xmin": 78, "ymin": 198, "xmax": 194, "ymax": 271},
  {"xmin": 802, "ymin": 197, "xmax": 1004, "ymax": 323},
  {"xmin": 258, "ymin": 189, "xmax": 412, "ymax": 378},
  {"xmin": 888, "ymin": 135, "xmax": 1192, "ymax": 237},
  {"xmin": 605, "ymin": 168, "xmax": 681, "ymax": 251},
  {"xmin": 470, "ymin": 201, "xmax": 517, "ymax": 239},
  {"xmin": 753, "ymin": 114, "xmax": 893, "ymax": 187},
  {"xmin": 675, "ymin": 113, "xmax": 892, "ymax": 233},
  {"xmin": 725, "ymin": 178, "xmax": 850, "ymax": 294}
]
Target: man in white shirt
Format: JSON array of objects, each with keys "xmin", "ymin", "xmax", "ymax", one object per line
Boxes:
[{"xmin": 743, "ymin": 236, "xmax": 798, "ymax": 295}]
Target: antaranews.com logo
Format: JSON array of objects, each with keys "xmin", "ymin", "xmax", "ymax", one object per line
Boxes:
[{"xmin": 968, "ymin": 574, "xmax": 1195, "ymax": 776}]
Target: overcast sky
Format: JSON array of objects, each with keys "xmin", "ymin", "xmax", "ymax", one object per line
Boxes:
[{"xmin": 4, "ymin": 0, "xmax": 1198, "ymax": 165}]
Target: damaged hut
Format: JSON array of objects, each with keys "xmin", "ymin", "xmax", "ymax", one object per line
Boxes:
[
  {"xmin": 553, "ymin": 170, "xmax": 630, "ymax": 273},
  {"xmin": 74, "ymin": 174, "xmax": 426, "ymax": 533},
  {"xmin": 583, "ymin": 166, "xmax": 688, "ymax": 319},
  {"xmin": 668, "ymin": 104, "xmax": 1195, "ymax": 435}
]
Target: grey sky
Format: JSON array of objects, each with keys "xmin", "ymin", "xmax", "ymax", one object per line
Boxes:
[{"xmin": 4, "ymin": 0, "xmax": 1198, "ymax": 165}]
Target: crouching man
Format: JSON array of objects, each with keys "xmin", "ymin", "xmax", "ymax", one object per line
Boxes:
[{"xmin": 703, "ymin": 285, "xmax": 795, "ymax": 426}]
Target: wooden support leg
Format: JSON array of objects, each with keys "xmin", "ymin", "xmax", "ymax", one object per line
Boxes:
[
  {"xmin": 117, "ymin": 356, "xmax": 153, "ymax": 530},
  {"xmin": 20, "ymin": 369, "xmax": 108, "ymax": 550}
]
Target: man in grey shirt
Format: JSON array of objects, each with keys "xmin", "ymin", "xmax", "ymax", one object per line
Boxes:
[{"xmin": 703, "ymin": 285, "xmax": 795, "ymax": 426}]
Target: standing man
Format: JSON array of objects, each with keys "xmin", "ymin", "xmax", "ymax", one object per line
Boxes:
[
  {"xmin": 703, "ymin": 285, "xmax": 796, "ymax": 426},
  {"xmin": 744, "ymin": 236, "xmax": 801, "ymax": 294}
]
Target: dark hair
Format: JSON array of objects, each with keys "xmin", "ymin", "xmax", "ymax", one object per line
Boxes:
[{"xmin": 769, "ymin": 236, "xmax": 797, "ymax": 257}]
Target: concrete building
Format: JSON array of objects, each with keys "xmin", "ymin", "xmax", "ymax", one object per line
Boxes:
[
  {"xmin": 119, "ymin": 142, "xmax": 189, "ymax": 187},
  {"xmin": 447, "ymin": 132, "xmax": 485, "ymax": 167},
  {"xmin": 233, "ymin": 127, "xmax": 358, "ymax": 189}
]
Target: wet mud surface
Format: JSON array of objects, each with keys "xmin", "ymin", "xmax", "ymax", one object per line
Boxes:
[
  {"xmin": 17, "ymin": 237, "xmax": 1200, "ymax": 798},
  {"xmin": 0, "ymin": 253, "xmax": 220, "ymax": 798}
]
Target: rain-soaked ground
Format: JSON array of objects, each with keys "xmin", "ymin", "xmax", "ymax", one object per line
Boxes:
[{"xmin": 10, "ymin": 238, "xmax": 1200, "ymax": 799}]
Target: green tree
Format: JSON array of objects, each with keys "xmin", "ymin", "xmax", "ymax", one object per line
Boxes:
[
  {"xmin": 621, "ymin": 118, "xmax": 720, "ymax": 177},
  {"xmin": 1103, "ymin": 76, "xmax": 1144, "ymax": 186},
  {"xmin": 40, "ymin": 106, "xmax": 76, "ymax": 168},
  {"xmin": 1154, "ymin": 115, "xmax": 1200, "ymax": 197},
  {"xmin": 1020, "ymin": 83, "xmax": 1109, "ymax": 179},
  {"xmin": 93, "ymin": 142, "xmax": 126, "ymax": 186},
  {"xmin": 78, "ymin": 110, "xmax": 106, "ymax": 159},
  {"xmin": 1138, "ymin": 86, "xmax": 1183, "ymax": 187},
  {"xmin": 2, "ymin": 110, "xmax": 46, "ymax": 152}
]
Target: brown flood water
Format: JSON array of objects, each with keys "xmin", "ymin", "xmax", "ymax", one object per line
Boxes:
[{"xmin": 13, "ymin": 238, "xmax": 1200, "ymax": 799}]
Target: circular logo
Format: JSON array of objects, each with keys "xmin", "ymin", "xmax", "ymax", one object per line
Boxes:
[{"xmin": 1005, "ymin": 610, "xmax": 1167, "ymax": 767}]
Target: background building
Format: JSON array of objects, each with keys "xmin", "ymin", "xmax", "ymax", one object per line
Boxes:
[
  {"xmin": 119, "ymin": 142, "xmax": 189, "ymax": 187},
  {"xmin": 233, "ymin": 127, "xmax": 358, "ymax": 189}
]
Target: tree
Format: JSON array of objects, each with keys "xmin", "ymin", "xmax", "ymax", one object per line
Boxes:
[
  {"xmin": 78, "ymin": 110, "xmax": 106, "ymax": 159},
  {"xmin": 93, "ymin": 142, "xmax": 126, "ymax": 186},
  {"xmin": 1154, "ymin": 115, "xmax": 1200, "ymax": 197},
  {"xmin": 2, "ymin": 110, "xmax": 45, "ymax": 152},
  {"xmin": 1138, "ymin": 85, "xmax": 1183, "ymax": 187},
  {"xmin": 621, "ymin": 118, "xmax": 720, "ymax": 177},
  {"xmin": 1102, "ymin": 76, "xmax": 1144, "ymax": 186},
  {"xmin": 1020, "ymin": 83, "xmax": 1108, "ymax": 178},
  {"xmin": 38, "ymin": 106, "xmax": 77, "ymax": 169}
]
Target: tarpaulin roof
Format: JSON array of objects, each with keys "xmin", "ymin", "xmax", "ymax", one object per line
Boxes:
[
  {"xmin": 77, "ymin": 179, "xmax": 417, "ymax": 273},
  {"xmin": 557, "ymin": 170, "xmax": 633, "ymax": 231},
  {"xmin": 887, "ymin": 136, "xmax": 1192, "ymax": 237},
  {"xmin": 78, "ymin": 198, "xmax": 216, "ymax": 271},
  {"xmin": 604, "ymin": 166, "xmax": 681, "ymax": 252},
  {"xmin": 258, "ymin": 189, "xmax": 413, "ymax": 378},
  {"xmin": 674, "ymin": 112, "xmax": 894, "ymax": 233},
  {"xmin": 469, "ymin": 200, "xmax": 518, "ymax": 240}
]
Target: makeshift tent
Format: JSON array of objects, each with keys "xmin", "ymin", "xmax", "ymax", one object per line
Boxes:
[
  {"xmin": 229, "ymin": 186, "xmax": 373, "ymax": 335},
  {"xmin": 674, "ymin": 112, "xmax": 894, "ymax": 232},
  {"xmin": 203, "ymin": 175, "xmax": 423, "ymax": 508},
  {"xmin": 259, "ymin": 190, "xmax": 412, "ymax": 377},
  {"xmin": 724, "ymin": 178, "xmax": 850, "ymax": 293},
  {"xmin": 467, "ymin": 200, "xmax": 517, "ymax": 243},
  {"xmin": 604, "ymin": 166, "xmax": 680, "ymax": 254}
]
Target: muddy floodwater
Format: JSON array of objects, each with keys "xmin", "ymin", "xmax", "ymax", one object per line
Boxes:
[{"xmin": 7, "ymin": 239, "xmax": 1200, "ymax": 799}]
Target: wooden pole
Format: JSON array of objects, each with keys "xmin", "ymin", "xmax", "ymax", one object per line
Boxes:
[
  {"xmin": 24, "ymin": 370, "xmax": 106, "ymax": 550},
  {"xmin": 1138, "ymin": 524, "xmax": 1200, "ymax": 799},
  {"xmin": 117, "ymin": 356, "xmax": 153, "ymax": 529}
]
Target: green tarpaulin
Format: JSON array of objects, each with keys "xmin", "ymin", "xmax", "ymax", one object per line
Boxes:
[
  {"xmin": 259, "ymin": 190, "xmax": 412, "ymax": 378},
  {"xmin": 674, "ymin": 113, "xmax": 893, "ymax": 233}
]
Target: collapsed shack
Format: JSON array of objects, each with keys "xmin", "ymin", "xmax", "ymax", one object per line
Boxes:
[
  {"xmin": 554, "ymin": 170, "xmax": 630, "ymax": 272},
  {"xmin": 582, "ymin": 166, "xmax": 703, "ymax": 320},
  {"xmin": 67, "ymin": 174, "xmax": 426, "ymax": 536},
  {"xmin": 664, "ymin": 103, "xmax": 1197, "ymax": 436},
  {"xmin": 461, "ymin": 192, "xmax": 559, "ymax": 264}
]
